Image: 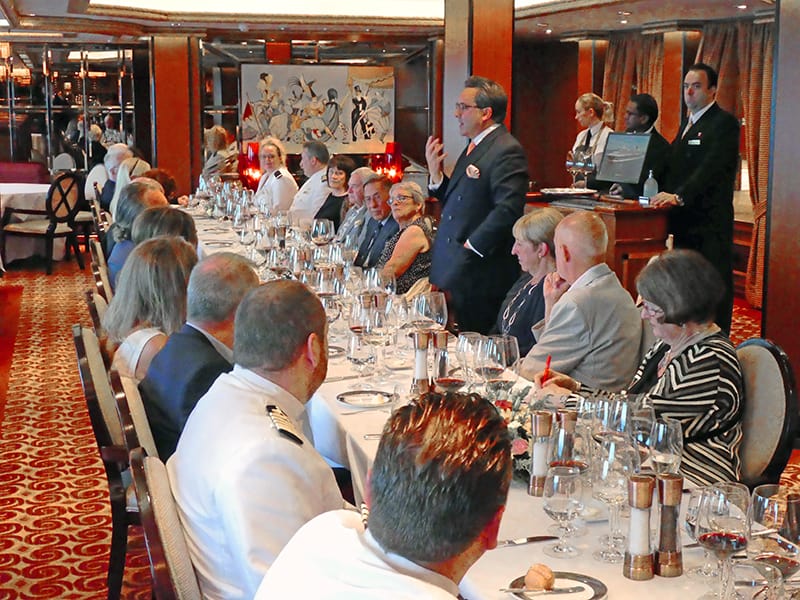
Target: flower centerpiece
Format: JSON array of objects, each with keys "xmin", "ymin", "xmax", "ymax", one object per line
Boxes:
[{"xmin": 486, "ymin": 385, "xmax": 534, "ymax": 481}]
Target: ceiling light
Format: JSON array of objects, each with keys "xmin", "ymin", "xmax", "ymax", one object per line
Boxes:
[
  {"xmin": 545, "ymin": 28, "xmax": 552, "ymax": 34},
  {"xmin": 737, "ymin": 4, "xmax": 748, "ymax": 9},
  {"xmin": 620, "ymin": 19, "xmax": 628, "ymax": 24},
  {"xmin": 618, "ymin": 10, "xmax": 632, "ymax": 15}
]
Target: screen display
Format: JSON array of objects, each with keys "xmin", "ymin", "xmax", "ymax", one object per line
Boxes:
[{"xmin": 595, "ymin": 132, "xmax": 652, "ymax": 184}]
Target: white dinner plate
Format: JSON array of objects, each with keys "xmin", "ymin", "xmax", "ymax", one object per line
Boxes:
[
  {"xmin": 507, "ymin": 571, "xmax": 607, "ymax": 599},
  {"xmin": 540, "ymin": 187, "xmax": 598, "ymax": 195},
  {"xmin": 336, "ymin": 390, "xmax": 395, "ymax": 408}
]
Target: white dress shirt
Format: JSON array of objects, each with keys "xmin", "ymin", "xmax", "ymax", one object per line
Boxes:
[
  {"xmin": 167, "ymin": 365, "xmax": 343, "ymax": 600},
  {"xmin": 255, "ymin": 510, "xmax": 459, "ymax": 599},
  {"xmin": 289, "ymin": 169, "xmax": 330, "ymax": 224},
  {"xmin": 572, "ymin": 122, "xmax": 612, "ymax": 170},
  {"xmin": 253, "ymin": 167, "xmax": 298, "ymax": 213}
]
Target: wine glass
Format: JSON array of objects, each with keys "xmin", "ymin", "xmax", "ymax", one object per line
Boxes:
[
  {"xmin": 346, "ymin": 333, "xmax": 375, "ymax": 389},
  {"xmin": 432, "ymin": 334, "xmax": 467, "ymax": 392},
  {"xmin": 410, "ymin": 291, "xmax": 448, "ymax": 332},
  {"xmin": 364, "ymin": 268, "xmax": 396, "ymax": 296},
  {"xmin": 543, "ymin": 465, "xmax": 584, "ymax": 558},
  {"xmin": 749, "ymin": 484, "xmax": 800, "ymax": 589},
  {"xmin": 591, "ymin": 434, "xmax": 636, "ymax": 563},
  {"xmin": 649, "ymin": 417, "xmax": 683, "ymax": 475},
  {"xmin": 311, "ymin": 218, "xmax": 334, "ymax": 246},
  {"xmin": 685, "ymin": 487, "xmax": 721, "ymax": 583},
  {"xmin": 696, "ymin": 482, "xmax": 751, "ymax": 599},
  {"xmin": 474, "ymin": 336, "xmax": 506, "ymax": 393},
  {"xmin": 548, "ymin": 420, "xmax": 591, "ymax": 538},
  {"xmin": 455, "ymin": 332, "xmax": 483, "ymax": 388}
]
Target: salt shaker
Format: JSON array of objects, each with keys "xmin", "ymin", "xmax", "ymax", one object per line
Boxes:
[
  {"xmin": 528, "ymin": 410, "xmax": 553, "ymax": 497},
  {"xmin": 654, "ymin": 473, "xmax": 683, "ymax": 577},
  {"xmin": 623, "ymin": 474, "xmax": 655, "ymax": 580}
]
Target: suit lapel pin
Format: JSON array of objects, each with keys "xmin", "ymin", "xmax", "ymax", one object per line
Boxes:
[{"xmin": 466, "ymin": 164, "xmax": 480, "ymax": 179}]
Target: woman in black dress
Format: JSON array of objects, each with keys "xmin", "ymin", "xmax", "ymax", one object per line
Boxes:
[{"xmin": 314, "ymin": 154, "xmax": 355, "ymax": 231}]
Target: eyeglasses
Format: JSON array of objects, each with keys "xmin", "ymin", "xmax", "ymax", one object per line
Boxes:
[
  {"xmin": 455, "ymin": 102, "xmax": 480, "ymax": 113},
  {"xmin": 637, "ymin": 299, "xmax": 665, "ymax": 321},
  {"xmin": 388, "ymin": 194, "xmax": 415, "ymax": 206}
]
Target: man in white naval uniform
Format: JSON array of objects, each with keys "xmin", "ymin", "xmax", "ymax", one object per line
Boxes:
[
  {"xmin": 255, "ymin": 392, "xmax": 512, "ymax": 599},
  {"xmin": 167, "ymin": 280, "xmax": 344, "ymax": 600},
  {"xmin": 288, "ymin": 140, "xmax": 330, "ymax": 224}
]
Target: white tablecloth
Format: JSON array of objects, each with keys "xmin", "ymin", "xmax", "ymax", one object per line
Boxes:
[
  {"xmin": 308, "ymin": 358, "xmax": 711, "ymax": 600},
  {"xmin": 0, "ymin": 182, "xmax": 66, "ymax": 267}
]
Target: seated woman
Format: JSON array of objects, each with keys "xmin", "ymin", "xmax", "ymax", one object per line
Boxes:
[
  {"xmin": 253, "ymin": 137, "xmax": 298, "ymax": 213},
  {"xmin": 315, "ymin": 154, "xmax": 355, "ymax": 231},
  {"xmin": 202, "ymin": 125, "xmax": 238, "ymax": 179},
  {"xmin": 103, "ymin": 236, "xmax": 198, "ymax": 381},
  {"xmin": 377, "ymin": 181, "xmax": 434, "ymax": 295},
  {"xmin": 492, "ymin": 207, "xmax": 562, "ymax": 356},
  {"xmin": 535, "ymin": 249, "xmax": 743, "ymax": 487}
]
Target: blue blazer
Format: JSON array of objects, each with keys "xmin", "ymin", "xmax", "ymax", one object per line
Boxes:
[
  {"xmin": 355, "ymin": 216, "xmax": 399, "ymax": 269},
  {"xmin": 139, "ymin": 324, "xmax": 232, "ymax": 459}
]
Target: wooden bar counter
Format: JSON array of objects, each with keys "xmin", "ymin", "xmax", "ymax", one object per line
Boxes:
[{"xmin": 526, "ymin": 193, "xmax": 670, "ymax": 298}]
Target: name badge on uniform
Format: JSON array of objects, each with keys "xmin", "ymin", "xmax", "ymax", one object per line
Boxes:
[{"xmin": 688, "ymin": 139, "xmax": 701, "ymax": 146}]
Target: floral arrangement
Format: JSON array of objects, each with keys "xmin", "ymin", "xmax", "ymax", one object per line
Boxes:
[{"xmin": 486, "ymin": 385, "xmax": 534, "ymax": 481}]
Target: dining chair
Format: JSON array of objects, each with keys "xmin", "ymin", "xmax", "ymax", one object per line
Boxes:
[
  {"xmin": 111, "ymin": 370, "xmax": 160, "ymax": 459},
  {"xmin": 90, "ymin": 239, "xmax": 113, "ymax": 302},
  {"xmin": 84, "ymin": 289, "xmax": 111, "ymax": 366},
  {"xmin": 129, "ymin": 447, "xmax": 202, "ymax": 600},
  {"xmin": 72, "ymin": 324, "xmax": 140, "ymax": 600},
  {"xmin": 0, "ymin": 172, "xmax": 86, "ymax": 274},
  {"xmin": 52, "ymin": 151, "xmax": 77, "ymax": 171},
  {"xmin": 736, "ymin": 337, "xmax": 798, "ymax": 489}
]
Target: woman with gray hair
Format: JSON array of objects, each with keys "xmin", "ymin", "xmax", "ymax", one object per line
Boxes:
[
  {"xmin": 109, "ymin": 155, "xmax": 152, "ymax": 217},
  {"xmin": 492, "ymin": 207, "xmax": 563, "ymax": 355},
  {"xmin": 253, "ymin": 136, "xmax": 298, "ymax": 212},
  {"xmin": 377, "ymin": 180, "xmax": 434, "ymax": 295},
  {"xmin": 536, "ymin": 249, "xmax": 743, "ymax": 486},
  {"xmin": 103, "ymin": 236, "xmax": 198, "ymax": 381}
]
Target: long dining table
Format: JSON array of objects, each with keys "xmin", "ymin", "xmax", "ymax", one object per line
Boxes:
[{"xmin": 186, "ymin": 203, "xmax": 753, "ymax": 600}]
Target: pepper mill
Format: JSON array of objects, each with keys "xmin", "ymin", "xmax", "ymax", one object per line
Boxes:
[
  {"xmin": 410, "ymin": 330, "xmax": 431, "ymax": 396},
  {"xmin": 654, "ymin": 473, "xmax": 683, "ymax": 577},
  {"xmin": 623, "ymin": 474, "xmax": 655, "ymax": 580},
  {"xmin": 528, "ymin": 410, "xmax": 553, "ymax": 496}
]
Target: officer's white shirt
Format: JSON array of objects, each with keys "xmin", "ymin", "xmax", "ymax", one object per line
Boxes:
[
  {"xmin": 288, "ymin": 168, "xmax": 330, "ymax": 223},
  {"xmin": 254, "ymin": 167, "xmax": 298, "ymax": 213},
  {"xmin": 167, "ymin": 365, "xmax": 343, "ymax": 600},
  {"xmin": 255, "ymin": 510, "xmax": 459, "ymax": 599}
]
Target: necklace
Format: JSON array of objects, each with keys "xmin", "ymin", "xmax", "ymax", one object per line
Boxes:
[{"xmin": 657, "ymin": 322, "xmax": 720, "ymax": 377}]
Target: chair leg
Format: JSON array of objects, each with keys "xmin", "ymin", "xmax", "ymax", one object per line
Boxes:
[
  {"xmin": 107, "ymin": 501, "xmax": 129, "ymax": 600},
  {"xmin": 72, "ymin": 235, "xmax": 85, "ymax": 270},
  {"xmin": 45, "ymin": 237, "xmax": 54, "ymax": 275}
]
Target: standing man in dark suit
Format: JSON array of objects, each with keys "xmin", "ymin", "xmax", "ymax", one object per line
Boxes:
[
  {"xmin": 425, "ymin": 76, "xmax": 529, "ymax": 333},
  {"xmin": 608, "ymin": 93, "xmax": 671, "ymax": 198},
  {"xmin": 354, "ymin": 173, "xmax": 398, "ymax": 269},
  {"xmin": 652, "ymin": 63, "xmax": 740, "ymax": 333},
  {"xmin": 139, "ymin": 252, "xmax": 260, "ymax": 459}
]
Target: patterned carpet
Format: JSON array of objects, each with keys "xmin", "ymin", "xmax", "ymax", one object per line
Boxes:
[
  {"xmin": 0, "ymin": 258, "xmax": 151, "ymax": 599},
  {"xmin": 0, "ymin": 257, "xmax": 790, "ymax": 598}
]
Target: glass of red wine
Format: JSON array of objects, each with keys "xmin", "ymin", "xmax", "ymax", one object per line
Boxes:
[
  {"xmin": 695, "ymin": 482, "xmax": 751, "ymax": 599},
  {"xmin": 749, "ymin": 484, "xmax": 800, "ymax": 591}
]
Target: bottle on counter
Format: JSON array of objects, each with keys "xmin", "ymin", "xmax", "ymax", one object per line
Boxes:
[{"xmin": 643, "ymin": 170, "xmax": 658, "ymax": 199}]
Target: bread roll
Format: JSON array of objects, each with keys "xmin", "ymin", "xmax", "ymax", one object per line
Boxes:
[{"xmin": 524, "ymin": 563, "xmax": 555, "ymax": 590}]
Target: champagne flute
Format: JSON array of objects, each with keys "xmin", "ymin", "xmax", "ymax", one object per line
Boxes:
[
  {"xmin": 543, "ymin": 465, "xmax": 584, "ymax": 558},
  {"xmin": 591, "ymin": 435, "xmax": 636, "ymax": 563},
  {"xmin": 696, "ymin": 482, "xmax": 751, "ymax": 600},
  {"xmin": 649, "ymin": 417, "xmax": 683, "ymax": 475}
]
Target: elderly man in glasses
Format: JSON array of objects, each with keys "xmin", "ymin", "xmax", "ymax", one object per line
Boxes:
[{"xmin": 425, "ymin": 75, "xmax": 529, "ymax": 334}]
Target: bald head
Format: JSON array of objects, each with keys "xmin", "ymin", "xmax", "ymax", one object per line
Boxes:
[{"xmin": 554, "ymin": 211, "xmax": 608, "ymax": 283}]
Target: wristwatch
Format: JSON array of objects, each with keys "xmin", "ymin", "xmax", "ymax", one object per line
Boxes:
[{"xmin": 674, "ymin": 194, "xmax": 685, "ymax": 206}]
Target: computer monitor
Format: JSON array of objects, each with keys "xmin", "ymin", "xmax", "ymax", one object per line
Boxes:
[{"xmin": 595, "ymin": 132, "xmax": 652, "ymax": 185}]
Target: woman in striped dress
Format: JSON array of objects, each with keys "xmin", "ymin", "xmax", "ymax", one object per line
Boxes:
[{"xmin": 535, "ymin": 249, "xmax": 743, "ymax": 486}]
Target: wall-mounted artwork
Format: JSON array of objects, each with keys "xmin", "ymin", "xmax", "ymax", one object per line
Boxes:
[{"xmin": 240, "ymin": 64, "xmax": 395, "ymax": 154}]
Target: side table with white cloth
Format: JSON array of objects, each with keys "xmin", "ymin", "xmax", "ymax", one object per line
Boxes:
[
  {"xmin": 0, "ymin": 183, "xmax": 66, "ymax": 269},
  {"xmin": 306, "ymin": 358, "xmax": 720, "ymax": 600}
]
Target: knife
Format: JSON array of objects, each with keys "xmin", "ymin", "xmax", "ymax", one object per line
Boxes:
[
  {"xmin": 498, "ymin": 585, "xmax": 584, "ymax": 595},
  {"xmin": 496, "ymin": 535, "xmax": 558, "ymax": 548}
]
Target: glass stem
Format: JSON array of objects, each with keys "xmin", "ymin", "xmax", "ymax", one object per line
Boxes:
[
  {"xmin": 719, "ymin": 557, "xmax": 735, "ymax": 599},
  {"xmin": 608, "ymin": 503, "xmax": 621, "ymax": 545}
]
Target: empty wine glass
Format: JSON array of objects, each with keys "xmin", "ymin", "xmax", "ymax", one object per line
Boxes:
[
  {"xmin": 548, "ymin": 420, "xmax": 591, "ymax": 538},
  {"xmin": 649, "ymin": 417, "xmax": 683, "ymax": 475},
  {"xmin": 410, "ymin": 291, "xmax": 448, "ymax": 332},
  {"xmin": 364, "ymin": 268, "xmax": 396, "ymax": 296},
  {"xmin": 455, "ymin": 332, "xmax": 483, "ymax": 388},
  {"xmin": 543, "ymin": 465, "xmax": 584, "ymax": 558},
  {"xmin": 696, "ymin": 482, "xmax": 751, "ymax": 600},
  {"xmin": 592, "ymin": 435, "xmax": 636, "ymax": 563},
  {"xmin": 749, "ymin": 484, "xmax": 800, "ymax": 589},
  {"xmin": 346, "ymin": 333, "xmax": 375, "ymax": 390},
  {"xmin": 311, "ymin": 218, "xmax": 334, "ymax": 246}
]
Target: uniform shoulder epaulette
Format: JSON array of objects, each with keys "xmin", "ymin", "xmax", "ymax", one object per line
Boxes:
[
  {"xmin": 265, "ymin": 405, "xmax": 303, "ymax": 445},
  {"xmin": 274, "ymin": 170, "xmax": 282, "ymax": 179},
  {"xmin": 321, "ymin": 175, "xmax": 327, "ymax": 183}
]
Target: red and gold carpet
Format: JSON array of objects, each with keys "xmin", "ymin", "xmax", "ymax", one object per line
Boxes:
[
  {"xmin": 0, "ymin": 259, "xmax": 151, "ymax": 599},
  {"xmin": 0, "ymin": 258, "xmax": 791, "ymax": 598}
]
